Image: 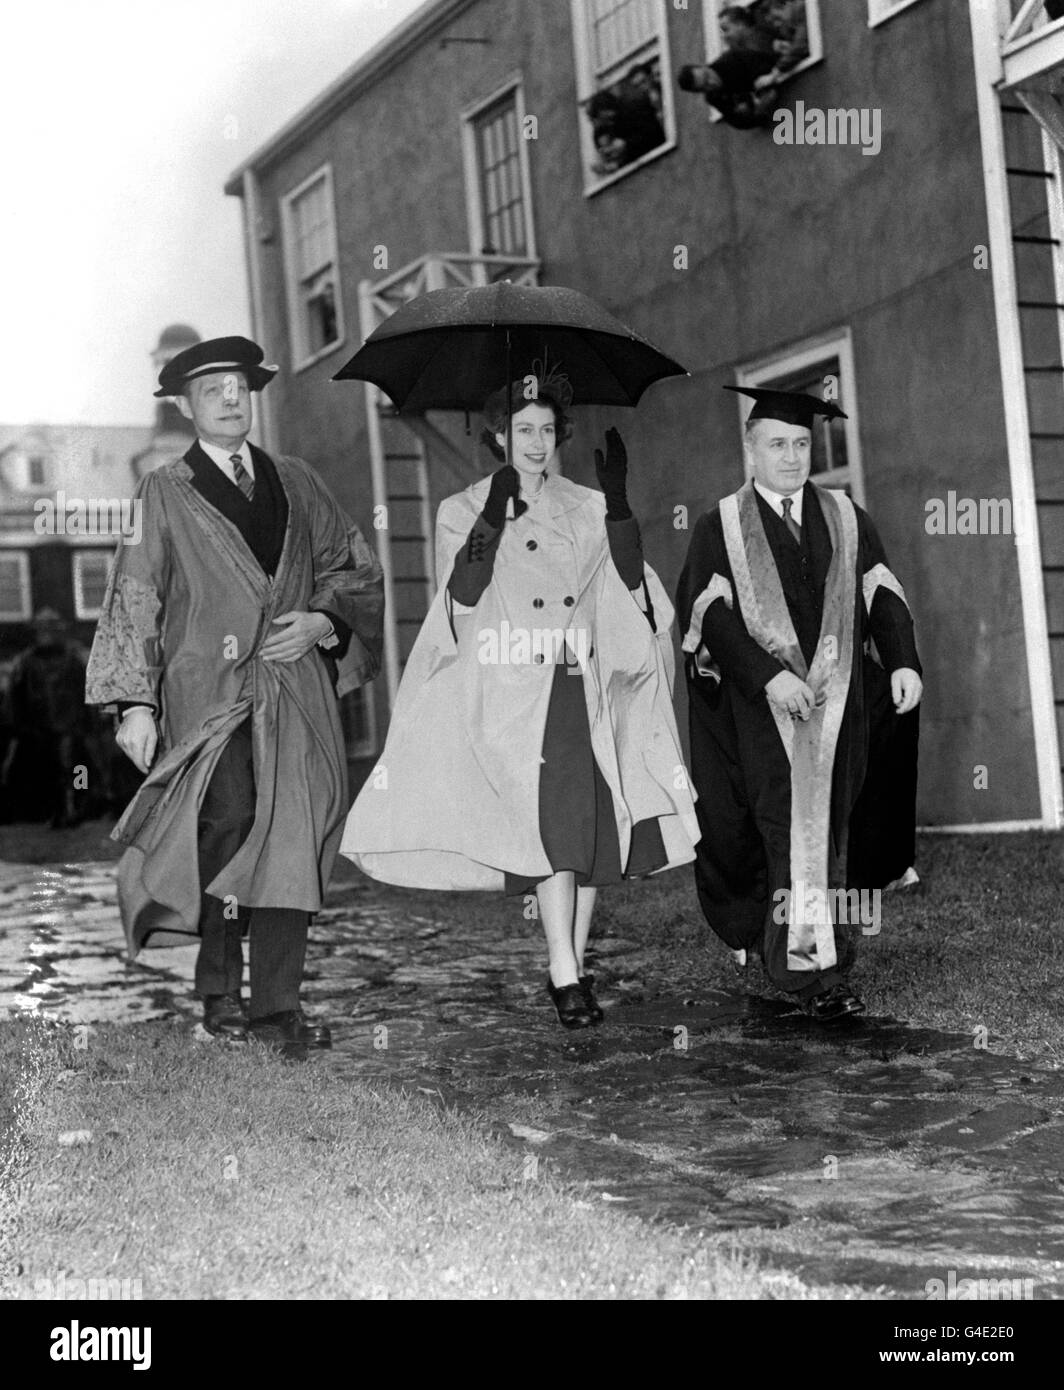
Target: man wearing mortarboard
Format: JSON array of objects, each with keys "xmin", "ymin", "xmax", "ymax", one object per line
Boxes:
[
  {"xmin": 675, "ymin": 387, "xmax": 922, "ymax": 1021},
  {"xmin": 85, "ymin": 336, "xmax": 384, "ymax": 1054}
]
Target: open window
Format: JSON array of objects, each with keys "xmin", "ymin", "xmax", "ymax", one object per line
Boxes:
[
  {"xmin": 734, "ymin": 328, "xmax": 864, "ymax": 502},
  {"xmin": 462, "ymin": 76, "xmax": 537, "ymax": 276},
  {"xmin": 570, "ymin": 0, "xmax": 676, "ymax": 194},
  {"xmin": 281, "ymin": 165, "xmax": 345, "ymax": 371},
  {"xmin": 697, "ymin": 1, "xmax": 822, "ymax": 125}
]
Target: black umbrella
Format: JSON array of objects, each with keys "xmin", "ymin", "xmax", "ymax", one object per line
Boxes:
[{"xmin": 332, "ymin": 281, "xmax": 687, "ymax": 415}]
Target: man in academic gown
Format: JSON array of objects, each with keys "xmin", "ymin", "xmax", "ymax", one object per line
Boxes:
[
  {"xmin": 86, "ymin": 337, "xmax": 383, "ymax": 1053},
  {"xmin": 675, "ymin": 387, "xmax": 921, "ymax": 1021}
]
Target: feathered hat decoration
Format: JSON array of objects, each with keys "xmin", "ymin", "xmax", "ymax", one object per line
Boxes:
[{"xmin": 528, "ymin": 351, "xmax": 574, "ymax": 411}]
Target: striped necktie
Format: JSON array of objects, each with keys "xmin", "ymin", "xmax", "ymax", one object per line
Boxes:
[
  {"xmin": 781, "ymin": 496, "xmax": 802, "ymax": 546},
  {"xmin": 229, "ymin": 453, "xmax": 254, "ymax": 501}
]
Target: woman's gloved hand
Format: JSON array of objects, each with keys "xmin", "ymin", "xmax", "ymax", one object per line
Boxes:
[
  {"xmin": 594, "ymin": 427, "xmax": 632, "ymax": 521},
  {"xmin": 482, "ymin": 464, "xmax": 527, "ymax": 528}
]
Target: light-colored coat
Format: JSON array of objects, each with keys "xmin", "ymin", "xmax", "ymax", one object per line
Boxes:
[
  {"xmin": 342, "ymin": 472, "xmax": 699, "ymax": 889},
  {"xmin": 86, "ymin": 453, "xmax": 383, "ymax": 952}
]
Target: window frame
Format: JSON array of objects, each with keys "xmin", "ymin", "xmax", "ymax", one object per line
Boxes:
[
  {"xmin": 570, "ymin": 0, "xmax": 678, "ymax": 197},
  {"xmin": 72, "ymin": 548, "xmax": 112, "ymax": 621},
  {"xmin": 461, "ymin": 74, "xmax": 538, "ymax": 262},
  {"xmin": 280, "ymin": 163, "xmax": 346, "ymax": 373},
  {"xmin": 0, "ymin": 550, "xmax": 32, "ymax": 622},
  {"xmin": 867, "ymin": 0, "xmax": 927, "ymax": 27},
  {"xmin": 733, "ymin": 327, "xmax": 865, "ymax": 505},
  {"xmin": 700, "ymin": 0, "xmax": 823, "ymax": 122}
]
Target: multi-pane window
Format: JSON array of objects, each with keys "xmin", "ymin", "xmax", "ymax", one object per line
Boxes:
[
  {"xmin": 73, "ymin": 550, "xmax": 111, "ymax": 621},
  {"xmin": 281, "ymin": 167, "xmax": 344, "ymax": 368},
  {"xmin": 472, "ymin": 94, "xmax": 528, "ymax": 258},
  {"xmin": 571, "ymin": 0, "xmax": 674, "ymax": 191},
  {"xmin": 0, "ymin": 552, "xmax": 31, "ymax": 621},
  {"xmin": 734, "ymin": 331, "xmax": 863, "ymax": 501}
]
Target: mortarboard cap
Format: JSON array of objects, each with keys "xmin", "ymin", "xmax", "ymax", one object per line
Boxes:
[
  {"xmin": 725, "ymin": 385, "xmax": 847, "ymax": 428},
  {"xmin": 154, "ymin": 335, "xmax": 278, "ymax": 397}
]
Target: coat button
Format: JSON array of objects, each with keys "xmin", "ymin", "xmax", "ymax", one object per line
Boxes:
[
  {"xmin": 532, "ymin": 598, "xmax": 544, "ymax": 609},
  {"xmin": 534, "ymin": 653, "xmax": 544, "ymax": 664},
  {"xmin": 526, "ymin": 539, "xmax": 538, "ymax": 550},
  {"xmin": 563, "ymin": 596, "xmax": 574, "ymax": 607}
]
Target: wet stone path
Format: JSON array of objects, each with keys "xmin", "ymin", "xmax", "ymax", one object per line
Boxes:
[{"xmin": 2, "ymin": 855, "xmax": 1063, "ymax": 1298}]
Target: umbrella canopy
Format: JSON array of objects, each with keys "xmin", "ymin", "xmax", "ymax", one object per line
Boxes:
[{"xmin": 332, "ymin": 282, "xmax": 687, "ymax": 412}]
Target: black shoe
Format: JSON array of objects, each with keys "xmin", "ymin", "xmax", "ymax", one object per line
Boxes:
[
  {"xmin": 248, "ymin": 1008, "xmax": 332, "ymax": 1050},
  {"xmin": 803, "ymin": 984, "xmax": 866, "ymax": 1023},
  {"xmin": 202, "ymin": 992, "xmax": 248, "ymax": 1040},
  {"xmin": 578, "ymin": 974, "xmax": 604, "ymax": 1025},
  {"xmin": 546, "ymin": 976, "xmax": 596, "ymax": 1030}
]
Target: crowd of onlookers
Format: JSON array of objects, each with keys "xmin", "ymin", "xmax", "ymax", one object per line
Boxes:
[{"xmin": 583, "ymin": 0, "xmax": 811, "ymax": 172}]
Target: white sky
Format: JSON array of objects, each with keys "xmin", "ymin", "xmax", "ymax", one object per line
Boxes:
[{"xmin": 1, "ymin": 0, "xmax": 425, "ymax": 426}]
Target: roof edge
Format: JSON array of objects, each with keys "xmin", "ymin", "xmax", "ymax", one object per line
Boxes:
[{"xmin": 224, "ymin": 0, "xmax": 479, "ymax": 195}]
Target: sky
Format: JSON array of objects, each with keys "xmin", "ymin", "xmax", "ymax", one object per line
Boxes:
[{"xmin": 1, "ymin": 0, "xmax": 426, "ymax": 427}]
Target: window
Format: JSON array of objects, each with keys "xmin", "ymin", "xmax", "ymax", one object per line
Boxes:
[
  {"xmin": 281, "ymin": 165, "xmax": 344, "ymax": 370},
  {"xmin": 0, "ymin": 552, "xmax": 31, "ymax": 621},
  {"xmin": 868, "ymin": 0, "xmax": 926, "ymax": 25},
  {"xmin": 733, "ymin": 329, "xmax": 864, "ymax": 502},
  {"xmin": 28, "ymin": 455, "xmax": 48, "ymax": 488},
  {"xmin": 463, "ymin": 79, "xmax": 537, "ymax": 270},
  {"xmin": 701, "ymin": 0, "xmax": 822, "ymax": 88},
  {"xmin": 570, "ymin": 0, "xmax": 676, "ymax": 193},
  {"xmin": 340, "ymin": 685, "xmax": 377, "ymax": 760},
  {"xmin": 72, "ymin": 550, "xmax": 112, "ymax": 620}
]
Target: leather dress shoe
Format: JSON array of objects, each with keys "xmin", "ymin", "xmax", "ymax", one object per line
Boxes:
[
  {"xmin": 248, "ymin": 1009, "xmax": 332, "ymax": 1050},
  {"xmin": 578, "ymin": 974, "xmax": 605, "ymax": 1025},
  {"xmin": 546, "ymin": 976, "xmax": 596, "ymax": 1030},
  {"xmin": 202, "ymin": 992, "xmax": 248, "ymax": 1040},
  {"xmin": 803, "ymin": 984, "xmax": 866, "ymax": 1022}
]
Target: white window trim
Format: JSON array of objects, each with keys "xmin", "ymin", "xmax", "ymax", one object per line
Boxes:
[
  {"xmin": 0, "ymin": 550, "xmax": 31, "ymax": 622},
  {"xmin": 461, "ymin": 73, "xmax": 538, "ymax": 260},
  {"xmin": 280, "ymin": 163, "xmax": 346, "ymax": 373},
  {"xmin": 72, "ymin": 549, "xmax": 112, "ymax": 621},
  {"xmin": 868, "ymin": 0, "xmax": 927, "ymax": 28},
  {"xmin": 734, "ymin": 327, "xmax": 865, "ymax": 506},
  {"xmin": 570, "ymin": 0, "xmax": 678, "ymax": 197},
  {"xmin": 701, "ymin": 0, "xmax": 823, "ymax": 123}
]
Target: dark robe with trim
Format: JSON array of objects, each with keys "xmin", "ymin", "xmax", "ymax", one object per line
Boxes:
[{"xmin": 675, "ymin": 481, "xmax": 919, "ymax": 991}]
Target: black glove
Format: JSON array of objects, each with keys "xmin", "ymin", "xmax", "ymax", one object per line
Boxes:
[
  {"xmin": 482, "ymin": 464, "xmax": 527, "ymax": 528},
  {"xmin": 594, "ymin": 427, "xmax": 631, "ymax": 521}
]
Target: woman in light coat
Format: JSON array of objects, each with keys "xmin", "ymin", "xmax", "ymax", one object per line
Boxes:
[{"xmin": 341, "ymin": 366, "xmax": 698, "ymax": 1028}]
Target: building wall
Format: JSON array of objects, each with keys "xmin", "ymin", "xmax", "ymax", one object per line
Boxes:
[{"xmin": 245, "ymin": 0, "xmax": 1038, "ymax": 825}]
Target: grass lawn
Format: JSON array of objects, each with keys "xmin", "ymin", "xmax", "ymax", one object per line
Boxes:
[{"xmin": 1, "ymin": 1018, "xmax": 836, "ymax": 1301}]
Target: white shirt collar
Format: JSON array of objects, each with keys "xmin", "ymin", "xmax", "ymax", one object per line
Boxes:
[
  {"xmin": 754, "ymin": 480, "xmax": 803, "ymax": 524},
  {"xmin": 198, "ymin": 438, "xmax": 253, "ymax": 482}
]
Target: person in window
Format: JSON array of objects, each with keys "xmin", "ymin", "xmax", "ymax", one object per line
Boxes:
[
  {"xmin": 586, "ymin": 65, "xmax": 666, "ymax": 176},
  {"xmin": 677, "ymin": 6, "xmax": 778, "ymax": 130},
  {"xmin": 342, "ymin": 362, "xmax": 699, "ymax": 1030},
  {"xmin": 753, "ymin": 0, "xmax": 810, "ymax": 96}
]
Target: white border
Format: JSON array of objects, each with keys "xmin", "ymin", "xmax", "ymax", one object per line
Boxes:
[
  {"xmin": 72, "ymin": 549, "xmax": 111, "ymax": 621},
  {"xmin": 461, "ymin": 73, "xmax": 538, "ymax": 261},
  {"xmin": 570, "ymin": 0, "xmax": 678, "ymax": 197},
  {"xmin": 0, "ymin": 550, "xmax": 31, "ymax": 622},
  {"xmin": 733, "ymin": 327, "xmax": 865, "ymax": 505},
  {"xmin": 279, "ymin": 163, "xmax": 346, "ymax": 373},
  {"xmin": 868, "ymin": 0, "xmax": 927, "ymax": 28}
]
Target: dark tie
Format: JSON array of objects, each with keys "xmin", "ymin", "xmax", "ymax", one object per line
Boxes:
[
  {"xmin": 230, "ymin": 453, "xmax": 254, "ymax": 501},
  {"xmin": 781, "ymin": 496, "xmax": 802, "ymax": 546}
]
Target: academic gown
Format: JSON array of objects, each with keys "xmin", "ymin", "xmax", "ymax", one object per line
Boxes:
[
  {"xmin": 675, "ymin": 481, "xmax": 919, "ymax": 991},
  {"xmin": 85, "ymin": 443, "xmax": 384, "ymax": 953}
]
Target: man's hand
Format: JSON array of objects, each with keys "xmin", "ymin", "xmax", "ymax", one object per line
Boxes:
[
  {"xmin": 891, "ymin": 667, "xmax": 923, "ymax": 715},
  {"xmin": 261, "ymin": 611, "xmax": 333, "ymax": 663},
  {"xmin": 765, "ymin": 670, "xmax": 819, "ymax": 720},
  {"xmin": 116, "ymin": 707, "xmax": 158, "ymax": 774}
]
